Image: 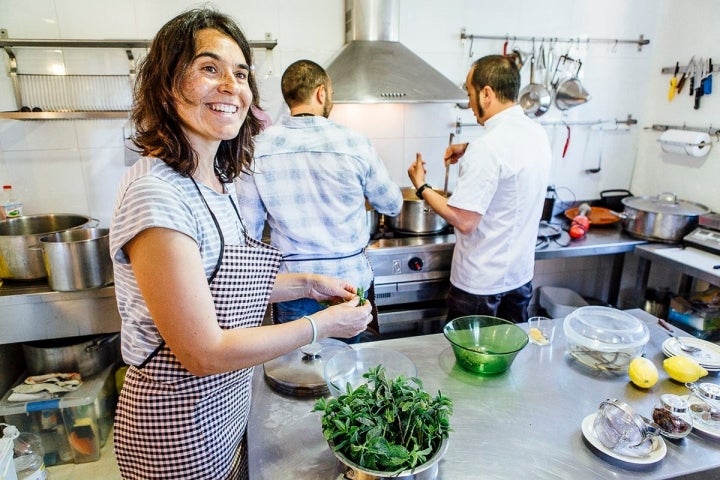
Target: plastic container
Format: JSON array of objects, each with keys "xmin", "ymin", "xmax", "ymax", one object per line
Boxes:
[
  {"xmin": 539, "ymin": 286, "xmax": 589, "ymax": 319},
  {"xmin": 0, "ymin": 365, "xmax": 117, "ymax": 466},
  {"xmin": 1, "ymin": 424, "xmax": 47, "ymax": 480},
  {"xmin": 0, "ymin": 185, "xmax": 22, "ymax": 219},
  {"xmin": 563, "ymin": 306, "xmax": 650, "ymax": 372},
  {"xmin": 0, "ymin": 437, "xmax": 19, "ymax": 480}
]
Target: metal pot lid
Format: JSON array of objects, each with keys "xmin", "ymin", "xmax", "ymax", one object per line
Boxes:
[
  {"xmin": 263, "ymin": 338, "xmax": 351, "ymax": 397},
  {"xmin": 622, "ymin": 193, "xmax": 709, "ymax": 216}
]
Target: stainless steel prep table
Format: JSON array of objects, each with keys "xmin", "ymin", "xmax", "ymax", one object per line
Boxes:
[
  {"xmin": 534, "ymin": 226, "xmax": 647, "ymax": 306},
  {"xmin": 634, "ymin": 244, "xmax": 720, "ymax": 307},
  {"xmin": 247, "ymin": 309, "xmax": 720, "ymax": 479}
]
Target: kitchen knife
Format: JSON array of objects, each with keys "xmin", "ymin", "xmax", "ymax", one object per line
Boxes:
[
  {"xmin": 668, "ymin": 62, "xmax": 679, "ymax": 101},
  {"xmin": 704, "ymin": 58, "xmax": 713, "ymax": 95},
  {"xmin": 676, "ymin": 56, "xmax": 695, "ymax": 94}
]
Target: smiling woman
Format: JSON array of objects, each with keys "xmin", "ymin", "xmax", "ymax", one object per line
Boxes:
[
  {"xmin": 110, "ymin": 7, "xmax": 373, "ymax": 480},
  {"xmin": 175, "ymin": 29, "xmax": 253, "ymax": 151}
]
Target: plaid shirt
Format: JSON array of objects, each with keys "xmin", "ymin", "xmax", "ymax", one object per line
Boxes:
[{"xmin": 236, "ymin": 114, "xmax": 402, "ymax": 288}]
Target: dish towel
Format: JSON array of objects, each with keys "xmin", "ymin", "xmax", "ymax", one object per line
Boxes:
[{"xmin": 7, "ymin": 372, "xmax": 82, "ymax": 402}]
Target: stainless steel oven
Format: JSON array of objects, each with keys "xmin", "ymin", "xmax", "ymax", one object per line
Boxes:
[{"xmin": 366, "ymin": 234, "xmax": 455, "ymax": 338}]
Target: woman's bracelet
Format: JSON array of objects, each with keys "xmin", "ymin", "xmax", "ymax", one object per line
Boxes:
[{"xmin": 303, "ymin": 315, "xmax": 317, "ymax": 344}]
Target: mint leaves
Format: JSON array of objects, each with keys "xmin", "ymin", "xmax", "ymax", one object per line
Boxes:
[{"xmin": 313, "ymin": 365, "xmax": 453, "ymax": 473}]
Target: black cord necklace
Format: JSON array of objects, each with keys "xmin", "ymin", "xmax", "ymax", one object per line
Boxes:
[{"xmin": 292, "ymin": 113, "xmax": 315, "ymax": 117}]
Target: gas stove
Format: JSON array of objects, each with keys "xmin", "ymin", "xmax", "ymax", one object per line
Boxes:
[{"xmin": 365, "ymin": 232, "xmax": 455, "ymax": 338}]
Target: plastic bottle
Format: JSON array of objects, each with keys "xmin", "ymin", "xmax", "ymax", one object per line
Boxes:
[
  {"xmin": 1, "ymin": 424, "xmax": 48, "ymax": 480},
  {"xmin": 1, "ymin": 185, "xmax": 23, "ymax": 219}
]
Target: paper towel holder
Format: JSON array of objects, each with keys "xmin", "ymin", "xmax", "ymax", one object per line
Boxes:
[{"xmin": 650, "ymin": 123, "xmax": 720, "ymax": 136}]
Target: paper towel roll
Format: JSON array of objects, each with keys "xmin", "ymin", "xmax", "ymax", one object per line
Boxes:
[{"xmin": 659, "ymin": 129, "xmax": 712, "ymax": 157}]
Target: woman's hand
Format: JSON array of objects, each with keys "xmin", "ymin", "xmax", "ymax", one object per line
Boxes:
[
  {"xmin": 306, "ymin": 274, "xmax": 355, "ymax": 304},
  {"xmin": 314, "ymin": 299, "xmax": 373, "ymax": 340}
]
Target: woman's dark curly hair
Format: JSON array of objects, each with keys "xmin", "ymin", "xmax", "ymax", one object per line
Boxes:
[{"xmin": 130, "ymin": 7, "xmax": 262, "ymax": 181}]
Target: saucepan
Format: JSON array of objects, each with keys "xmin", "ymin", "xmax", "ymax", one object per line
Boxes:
[{"xmin": 519, "ymin": 50, "xmax": 551, "ymax": 118}]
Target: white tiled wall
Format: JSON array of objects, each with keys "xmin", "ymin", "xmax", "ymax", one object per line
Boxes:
[{"xmin": 0, "ymin": 0, "xmax": 716, "ymax": 284}]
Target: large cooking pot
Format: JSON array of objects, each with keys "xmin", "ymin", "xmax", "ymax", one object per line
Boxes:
[
  {"xmin": 384, "ymin": 187, "xmax": 449, "ymax": 234},
  {"xmin": 40, "ymin": 228, "xmax": 113, "ymax": 291},
  {"xmin": 22, "ymin": 333, "xmax": 120, "ymax": 378},
  {"xmin": 0, "ymin": 214, "xmax": 97, "ymax": 280},
  {"xmin": 365, "ymin": 202, "xmax": 379, "ymax": 235},
  {"xmin": 619, "ymin": 193, "xmax": 709, "ymax": 243}
]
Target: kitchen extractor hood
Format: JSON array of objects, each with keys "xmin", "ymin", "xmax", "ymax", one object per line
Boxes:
[{"xmin": 325, "ymin": 0, "xmax": 466, "ymax": 104}]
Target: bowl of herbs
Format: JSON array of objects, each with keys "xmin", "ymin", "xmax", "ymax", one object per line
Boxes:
[{"xmin": 313, "ymin": 365, "xmax": 453, "ymax": 478}]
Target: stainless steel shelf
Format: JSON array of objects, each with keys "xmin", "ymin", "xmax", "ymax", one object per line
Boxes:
[
  {"xmin": 0, "ymin": 111, "xmax": 130, "ymax": 120},
  {"xmin": 0, "ymin": 35, "xmax": 278, "ymax": 120},
  {"xmin": 0, "ymin": 283, "xmax": 121, "ymax": 344}
]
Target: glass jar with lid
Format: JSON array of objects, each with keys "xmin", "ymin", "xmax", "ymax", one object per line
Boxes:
[
  {"xmin": 652, "ymin": 394, "xmax": 693, "ymax": 439},
  {"xmin": 686, "ymin": 382, "xmax": 720, "ymax": 426}
]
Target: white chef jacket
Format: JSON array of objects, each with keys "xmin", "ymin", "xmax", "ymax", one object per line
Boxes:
[{"xmin": 447, "ymin": 105, "xmax": 551, "ymax": 295}]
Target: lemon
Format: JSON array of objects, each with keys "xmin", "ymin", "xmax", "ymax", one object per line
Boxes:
[
  {"xmin": 663, "ymin": 355, "xmax": 709, "ymax": 383},
  {"xmin": 529, "ymin": 327, "xmax": 549, "ymax": 345},
  {"xmin": 627, "ymin": 357, "xmax": 658, "ymax": 388}
]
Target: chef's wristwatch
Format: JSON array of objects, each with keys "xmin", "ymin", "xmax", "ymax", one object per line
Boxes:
[{"xmin": 416, "ymin": 183, "xmax": 432, "ymax": 200}]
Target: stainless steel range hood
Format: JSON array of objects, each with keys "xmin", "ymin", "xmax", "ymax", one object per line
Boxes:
[{"xmin": 326, "ymin": 0, "xmax": 466, "ymax": 104}]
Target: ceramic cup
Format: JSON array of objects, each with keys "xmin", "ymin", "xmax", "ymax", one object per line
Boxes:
[{"xmin": 528, "ymin": 316, "xmax": 555, "ymax": 346}]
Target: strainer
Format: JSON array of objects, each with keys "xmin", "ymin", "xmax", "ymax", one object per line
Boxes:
[{"xmin": 593, "ymin": 399, "xmax": 659, "ymax": 454}]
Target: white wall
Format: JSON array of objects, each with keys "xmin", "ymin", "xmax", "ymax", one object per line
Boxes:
[{"xmin": 0, "ymin": 0, "xmax": 696, "ymax": 224}]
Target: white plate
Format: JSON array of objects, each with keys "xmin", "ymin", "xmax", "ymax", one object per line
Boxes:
[
  {"xmin": 685, "ymin": 396, "xmax": 720, "ymax": 440},
  {"xmin": 662, "ymin": 337, "xmax": 720, "ymax": 368},
  {"xmin": 581, "ymin": 413, "xmax": 667, "ymax": 465}
]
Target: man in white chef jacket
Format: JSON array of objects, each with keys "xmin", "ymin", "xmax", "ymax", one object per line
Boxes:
[{"xmin": 408, "ymin": 54, "xmax": 551, "ymax": 324}]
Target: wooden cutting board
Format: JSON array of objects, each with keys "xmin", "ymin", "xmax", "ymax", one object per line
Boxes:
[{"xmin": 564, "ymin": 206, "xmax": 621, "ymax": 225}]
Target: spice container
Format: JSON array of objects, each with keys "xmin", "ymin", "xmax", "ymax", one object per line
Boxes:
[
  {"xmin": 652, "ymin": 394, "xmax": 693, "ymax": 439},
  {"xmin": 686, "ymin": 382, "xmax": 720, "ymax": 425}
]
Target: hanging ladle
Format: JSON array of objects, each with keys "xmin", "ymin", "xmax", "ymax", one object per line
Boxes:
[{"xmin": 586, "ymin": 128, "xmax": 604, "ymax": 174}]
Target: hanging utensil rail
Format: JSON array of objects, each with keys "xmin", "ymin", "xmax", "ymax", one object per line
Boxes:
[
  {"xmin": 460, "ymin": 29, "xmax": 650, "ymax": 56},
  {"xmin": 454, "ymin": 114, "xmax": 637, "ymax": 135}
]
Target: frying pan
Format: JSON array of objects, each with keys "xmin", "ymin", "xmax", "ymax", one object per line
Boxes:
[{"xmin": 564, "ymin": 206, "xmax": 620, "ymax": 226}]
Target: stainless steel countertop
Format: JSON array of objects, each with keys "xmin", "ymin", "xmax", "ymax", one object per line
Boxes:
[
  {"xmin": 534, "ymin": 224, "xmax": 647, "ymax": 260},
  {"xmin": 247, "ymin": 309, "xmax": 720, "ymax": 479},
  {"xmin": 366, "ymin": 225, "xmax": 646, "ymax": 260}
]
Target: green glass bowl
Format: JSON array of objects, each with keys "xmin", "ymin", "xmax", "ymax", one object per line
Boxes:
[{"xmin": 443, "ymin": 315, "xmax": 529, "ymax": 375}]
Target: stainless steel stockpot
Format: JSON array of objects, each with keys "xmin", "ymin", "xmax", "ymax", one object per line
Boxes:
[
  {"xmin": 384, "ymin": 187, "xmax": 448, "ymax": 235},
  {"xmin": 619, "ymin": 193, "xmax": 709, "ymax": 243},
  {"xmin": 0, "ymin": 214, "xmax": 97, "ymax": 280},
  {"xmin": 40, "ymin": 227, "xmax": 113, "ymax": 291}
]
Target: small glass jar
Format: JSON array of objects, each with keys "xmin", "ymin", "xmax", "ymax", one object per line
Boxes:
[
  {"xmin": 687, "ymin": 382, "xmax": 720, "ymax": 426},
  {"xmin": 652, "ymin": 394, "xmax": 693, "ymax": 439}
]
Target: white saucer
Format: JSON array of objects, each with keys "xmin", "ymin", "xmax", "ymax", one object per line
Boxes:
[
  {"xmin": 662, "ymin": 337, "xmax": 720, "ymax": 368},
  {"xmin": 684, "ymin": 396, "xmax": 720, "ymax": 440},
  {"xmin": 582, "ymin": 413, "xmax": 667, "ymax": 465}
]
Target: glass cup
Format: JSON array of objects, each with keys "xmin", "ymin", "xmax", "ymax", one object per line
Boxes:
[{"xmin": 528, "ymin": 316, "xmax": 555, "ymax": 346}]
